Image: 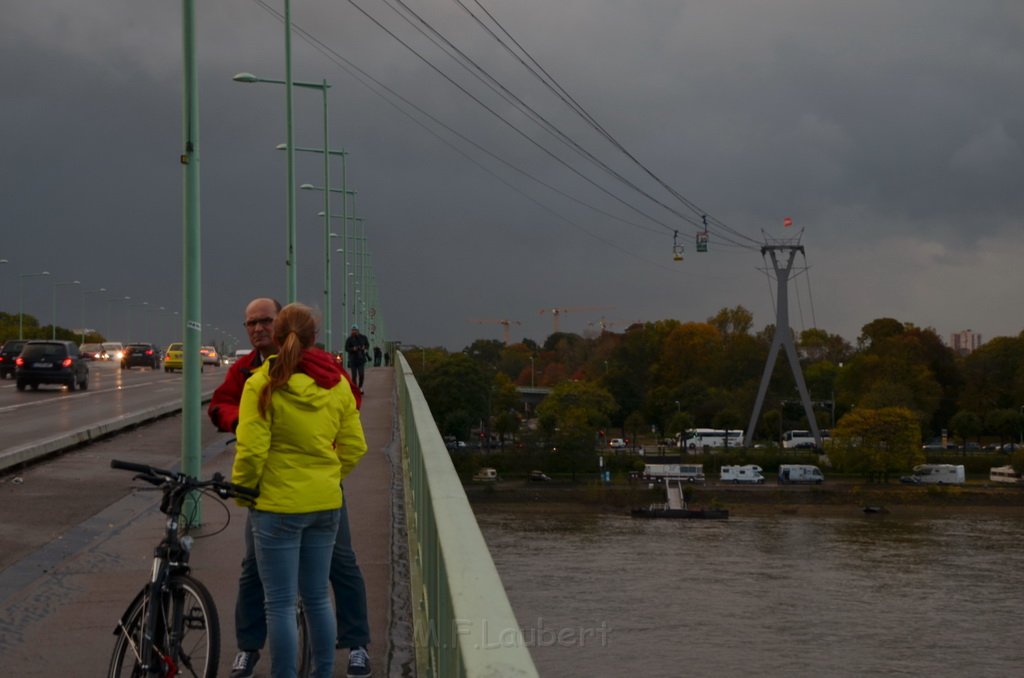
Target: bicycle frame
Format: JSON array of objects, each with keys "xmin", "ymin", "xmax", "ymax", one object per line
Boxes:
[{"xmin": 108, "ymin": 459, "xmax": 257, "ymax": 677}]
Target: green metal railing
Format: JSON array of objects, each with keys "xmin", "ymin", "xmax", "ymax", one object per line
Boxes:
[{"xmin": 395, "ymin": 352, "xmax": 538, "ymax": 678}]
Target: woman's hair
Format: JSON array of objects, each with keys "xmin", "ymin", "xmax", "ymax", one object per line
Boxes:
[{"xmin": 257, "ymin": 303, "xmax": 318, "ymax": 417}]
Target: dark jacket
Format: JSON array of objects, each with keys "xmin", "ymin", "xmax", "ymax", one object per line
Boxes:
[{"xmin": 344, "ymin": 332, "xmax": 370, "ymax": 367}]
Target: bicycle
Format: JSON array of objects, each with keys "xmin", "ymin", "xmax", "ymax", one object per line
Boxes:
[{"xmin": 107, "ymin": 459, "xmax": 258, "ymax": 677}]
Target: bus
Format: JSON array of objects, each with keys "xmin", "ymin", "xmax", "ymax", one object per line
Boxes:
[
  {"xmin": 679, "ymin": 428, "xmax": 744, "ymax": 451},
  {"xmin": 989, "ymin": 465, "xmax": 1022, "ymax": 485},
  {"xmin": 782, "ymin": 430, "xmax": 817, "ymax": 449}
]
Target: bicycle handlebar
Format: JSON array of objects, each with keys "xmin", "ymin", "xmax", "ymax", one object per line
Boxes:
[{"xmin": 111, "ymin": 459, "xmax": 259, "ymax": 499}]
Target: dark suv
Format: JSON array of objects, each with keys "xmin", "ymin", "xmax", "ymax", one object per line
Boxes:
[
  {"xmin": 122, "ymin": 342, "xmax": 161, "ymax": 369},
  {"xmin": 0, "ymin": 339, "xmax": 28, "ymax": 379},
  {"xmin": 15, "ymin": 340, "xmax": 89, "ymax": 391}
]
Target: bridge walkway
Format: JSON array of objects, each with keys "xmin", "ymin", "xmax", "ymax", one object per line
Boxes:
[{"xmin": 0, "ymin": 366, "xmax": 399, "ymax": 676}]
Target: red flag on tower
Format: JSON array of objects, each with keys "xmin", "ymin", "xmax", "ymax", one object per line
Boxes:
[{"xmin": 783, "ymin": 216, "xmax": 793, "ymax": 228}]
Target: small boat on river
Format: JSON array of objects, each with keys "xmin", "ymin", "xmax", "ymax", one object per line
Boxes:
[{"xmin": 631, "ymin": 478, "xmax": 729, "ymax": 520}]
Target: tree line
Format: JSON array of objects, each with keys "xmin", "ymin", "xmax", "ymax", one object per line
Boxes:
[{"xmin": 410, "ymin": 307, "xmax": 1024, "ymax": 476}]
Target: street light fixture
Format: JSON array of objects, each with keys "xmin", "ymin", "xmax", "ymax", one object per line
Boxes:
[
  {"xmin": 19, "ymin": 271, "xmax": 50, "ymax": 339},
  {"xmin": 233, "ymin": 71, "xmax": 331, "ymax": 304}
]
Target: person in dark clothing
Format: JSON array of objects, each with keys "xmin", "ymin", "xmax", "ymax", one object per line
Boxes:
[
  {"xmin": 372, "ymin": 346, "xmax": 382, "ymax": 367},
  {"xmin": 211, "ymin": 298, "xmax": 373, "ymax": 678},
  {"xmin": 344, "ymin": 325, "xmax": 370, "ymax": 392},
  {"xmin": 383, "ymin": 351, "xmax": 390, "ymax": 367}
]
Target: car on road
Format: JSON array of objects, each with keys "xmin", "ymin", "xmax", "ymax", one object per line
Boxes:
[
  {"xmin": 15, "ymin": 340, "xmax": 89, "ymax": 391},
  {"xmin": 121, "ymin": 342, "xmax": 161, "ymax": 370},
  {"xmin": 80, "ymin": 342, "xmax": 105, "ymax": 360},
  {"xmin": 200, "ymin": 346, "xmax": 220, "ymax": 366},
  {"xmin": 102, "ymin": 342, "xmax": 125, "ymax": 362},
  {"xmin": 163, "ymin": 342, "xmax": 202, "ymax": 373},
  {"xmin": 0, "ymin": 339, "xmax": 28, "ymax": 379},
  {"xmin": 528, "ymin": 470, "xmax": 552, "ymax": 482}
]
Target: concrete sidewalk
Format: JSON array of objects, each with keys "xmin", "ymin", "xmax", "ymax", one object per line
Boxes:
[{"xmin": 0, "ymin": 366, "xmax": 397, "ymax": 677}]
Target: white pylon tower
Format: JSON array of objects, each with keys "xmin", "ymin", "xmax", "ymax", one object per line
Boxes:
[{"xmin": 743, "ymin": 236, "xmax": 822, "ymax": 448}]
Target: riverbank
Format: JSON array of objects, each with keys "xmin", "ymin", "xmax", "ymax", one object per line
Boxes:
[{"xmin": 465, "ymin": 478, "xmax": 1024, "ymax": 515}]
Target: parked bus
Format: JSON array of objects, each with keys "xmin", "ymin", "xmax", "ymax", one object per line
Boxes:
[
  {"xmin": 989, "ymin": 465, "xmax": 1022, "ymax": 485},
  {"xmin": 782, "ymin": 430, "xmax": 817, "ymax": 449},
  {"xmin": 680, "ymin": 428, "xmax": 744, "ymax": 451}
]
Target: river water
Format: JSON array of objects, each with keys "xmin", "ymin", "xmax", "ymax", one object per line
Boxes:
[{"xmin": 475, "ymin": 505, "xmax": 1024, "ymax": 677}]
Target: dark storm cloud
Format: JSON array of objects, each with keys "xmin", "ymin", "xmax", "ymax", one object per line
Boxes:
[{"xmin": 2, "ymin": 1, "xmax": 1022, "ymax": 351}]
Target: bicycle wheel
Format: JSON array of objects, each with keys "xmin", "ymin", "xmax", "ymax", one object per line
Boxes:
[{"xmin": 108, "ymin": 575, "xmax": 220, "ymax": 678}]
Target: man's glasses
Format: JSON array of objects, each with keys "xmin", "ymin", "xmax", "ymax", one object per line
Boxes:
[{"xmin": 244, "ymin": 317, "xmax": 275, "ymax": 329}]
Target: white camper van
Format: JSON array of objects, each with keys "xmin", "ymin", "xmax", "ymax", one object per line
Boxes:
[
  {"xmin": 720, "ymin": 464, "xmax": 765, "ymax": 484},
  {"xmin": 778, "ymin": 464, "xmax": 825, "ymax": 484},
  {"xmin": 643, "ymin": 462, "xmax": 706, "ymax": 484},
  {"xmin": 900, "ymin": 464, "xmax": 965, "ymax": 485}
]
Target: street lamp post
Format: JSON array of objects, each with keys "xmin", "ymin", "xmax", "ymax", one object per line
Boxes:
[
  {"xmin": 51, "ymin": 280, "xmax": 81, "ymax": 340},
  {"xmin": 233, "ymin": 72, "xmax": 332, "ymax": 304},
  {"xmin": 127, "ymin": 301, "xmax": 149, "ymax": 343},
  {"xmin": 79, "ymin": 287, "xmax": 106, "ymax": 343},
  {"xmin": 303, "ymin": 182, "xmax": 356, "ymax": 350},
  {"xmin": 107, "ymin": 296, "xmax": 130, "ymax": 340},
  {"xmin": 19, "ymin": 271, "xmax": 50, "ymax": 339}
]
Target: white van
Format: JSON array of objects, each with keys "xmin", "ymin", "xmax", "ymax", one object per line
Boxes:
[
  {"xmin": 720, "ymin": 464, "xmax": 765, "ymax": 484},
  {"xmin": 900, "ymin": 464, "xmax": 965, "ymax": 485},
  {"xmin": 778, "ymin": 464, "xmax": 825, "ymax": 484},
  {"xmin": 643, "ymin": 462, "xmax": 705, "ymax": 484},
  {"xmin": 472, "ymin": 467, "xmax": 498, "ymax": 482}
]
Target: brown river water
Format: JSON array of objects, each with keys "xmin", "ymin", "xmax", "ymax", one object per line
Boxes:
[{"xmin": 475, "ymin": 504, "xmax": 1024, "ymax": 677}]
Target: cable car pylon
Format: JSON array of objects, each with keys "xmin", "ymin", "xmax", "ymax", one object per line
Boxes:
[{"xmin": 744, "ymin": 236, "xmax": 822, "ymax": 449}]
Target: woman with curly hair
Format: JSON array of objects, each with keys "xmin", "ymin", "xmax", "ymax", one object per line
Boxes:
[{"xmin": 232, "ymin": 303, "xmax": 366, "ymax": 678}]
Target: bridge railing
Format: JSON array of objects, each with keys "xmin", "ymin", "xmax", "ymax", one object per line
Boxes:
[{"xmin": 395, "ymin": 352, "xmax": 538, "ymax": 678}]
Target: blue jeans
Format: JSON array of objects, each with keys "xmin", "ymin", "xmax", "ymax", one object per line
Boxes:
[
  {"xmin": 251, "ymin": 508, "xmax": 339, "ymax": 678},
  {"xmin": 236, "ymin": 498, "xmax": 371, "ymax": 650}
]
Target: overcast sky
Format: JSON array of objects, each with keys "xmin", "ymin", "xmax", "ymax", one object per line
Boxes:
[{"xmin": 3, "ymin": 1, "xmax": 1022, "ymax": 352}]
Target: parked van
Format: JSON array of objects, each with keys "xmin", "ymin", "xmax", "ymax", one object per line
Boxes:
[
  {"xmin": 472, "ymin": 467, "xmax": 498, "ymax": 482},
  {"xmin": 720, "ymin": 464, "xmax": 765, "ymax": 484},
  {"xmin": 900, "ymin": 464, "xmax": 965, "ymax": 485},
  {"xmin": 642, "ymin": 461, "xmax": 705, "ymax": 483},
  {"xmin": 989, "ymin": 465, "xmax": 1022, "ymax": 485},
  {"xmin": 778, "ymin": 464, "xmax": 825, "ymax": 484}
]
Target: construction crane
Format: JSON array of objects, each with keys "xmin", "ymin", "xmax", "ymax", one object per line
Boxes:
[
  {"xmin": 538, "ymin": 306, "xmax": 614, "ymax": 334},
  {"xmin": 470, "ymin": 319, "xmax": 522, "ymax": 345}
]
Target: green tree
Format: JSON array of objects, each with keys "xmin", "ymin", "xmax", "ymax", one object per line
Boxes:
[
  {"xmin": 537, "ymin": 381, "xmax": 617, "ymax": 480},
  {"xmin": 419, "ymin": 353, "xmax": 490, "ymax": 441},
  {"xmin": 857, "ymin": 317, "xmax": 906, "ymax": 350},
  {"xmin": 948, "ymin": 410, "xmax": 983, "ymax": 450},
  {"xmin": 707, "ymin": 305, "xmax": 753, "ymax": 337},
  {"xmin": 623, "ymin": 410, "xmax": 646, "ymax": 453},
  {"xmin": 960, "ymin": 336, "xmax": 1024, "ymax": 413},
  {"xmin": 830, "ymin": 407, "xmax": 923, "ymax": 482},
  {"xmin": 985, "ymin": 409, "xmax": 1021, "ymax": 448}
]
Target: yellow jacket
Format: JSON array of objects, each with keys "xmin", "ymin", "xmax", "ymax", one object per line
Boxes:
[{"xmin": 232, "ymin": 359, "xmax": 367, "ymax": 513}]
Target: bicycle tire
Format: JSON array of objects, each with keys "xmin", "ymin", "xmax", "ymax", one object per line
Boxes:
[
  {"xmin": 108, "ymin": 574, "xmax": 220, "ymax": 678},
  {"xmin": 296, "ymin": 602, "xmax": 314, "ymax": 678}
]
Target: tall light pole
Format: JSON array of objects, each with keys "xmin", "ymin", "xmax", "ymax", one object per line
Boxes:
[
  {"xmin": 127, "ymin": 301, "xmax": 149, "ymax": 343},
  {"xmin": 285, "ymin": 142, "xmax": 348, "ymax": 345},
  {"xmin": 0, "ymin": 259, "xmax": 8, "ymax": 313},
  {"xmin": 107, "ymin": 295, "xmax": 130, "ymax": 340},
  {"xmin": 233, "ymin": 72, "xmax": 330, "ymax": 304},
  {"xmin": 80, "ymin": 287, "xmax": 106, "ymax": 343},
  {"xmin": 19, "ymin": 271, "xmax": 50, "ymax": 339},
  {"xmin": 51, "ymin": 280, "xmax": 81, "ymax": 340}
]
